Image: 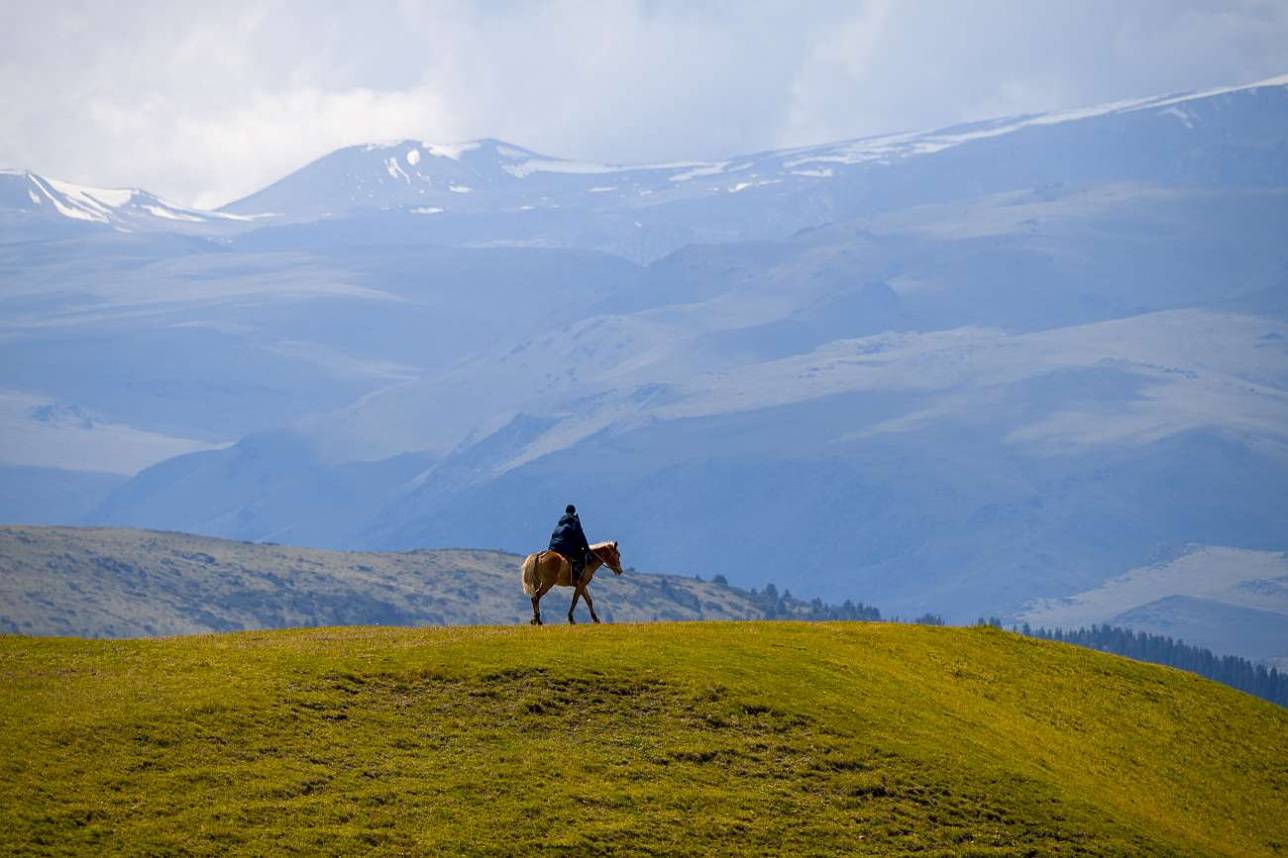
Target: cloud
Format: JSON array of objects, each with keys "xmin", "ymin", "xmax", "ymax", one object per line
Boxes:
[
  {"xmin": 780, "ymin": 0, "xmax": 1288, "ymax": 146},
  {"xmin": 1, "ymin": 0, "xmax": 1285, "ymax": 208}
]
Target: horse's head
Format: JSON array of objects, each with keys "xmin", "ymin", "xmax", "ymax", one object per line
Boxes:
[{"xmin": 595, "ymin": 541, "xmax": 623, "ymax": 575}]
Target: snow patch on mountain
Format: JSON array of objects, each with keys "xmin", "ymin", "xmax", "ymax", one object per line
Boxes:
[
  {"xmin": 385, "ymin": 157, "xmax": 409, "ymax": 182},
  {"xmin": 1159, "ymin": 106, "xmax": 1196, "ymax": 129},
  {"xmin": 728, "ymin": 179, "xmax": 781, "ymax": 193},
  {"xmin": 669, "ymin": 163, "xmax": 729, "ymax": 182},
  {"xmin": 140, "ymin": 204, "xmax": 204, "ymax": 222},
  {"xmin": 501, "ymin": 159, "xmax": 622, "ymax": 179},
  {"xmin": 423, "ymin": 141, "xmax": 481, "ymax": 160},
  {"xmin": 45, "ymin": 177, "xmax": 135, "ymax": 209},
  {"xmin": 26, "ymin": 174, "xmax": 124, "ymax": 222}
]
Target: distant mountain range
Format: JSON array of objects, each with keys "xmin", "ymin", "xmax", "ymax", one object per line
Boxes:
[
  {"xmin": 2, "ymin": 75, "xmax": 1286, "ymax": 662},
  {"xmin": 220, "ymin": 74, "xmax": 1288, "ymax": 240},
  {"xmin": 8, "ymin": 74, "xmax": 1287, "ymax": 260}
]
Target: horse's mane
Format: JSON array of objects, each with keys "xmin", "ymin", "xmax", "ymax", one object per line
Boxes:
[{"xmin": 589, "ymin": 541, "xmax": 616, "ymax": 553}]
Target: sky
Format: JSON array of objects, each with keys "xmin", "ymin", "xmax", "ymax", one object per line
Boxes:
[{"xmin": 3, "ymin": 0, "xmax": 1287, "ymax": 209}]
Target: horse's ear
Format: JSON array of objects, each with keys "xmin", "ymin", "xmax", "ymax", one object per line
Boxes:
[{"xmin": 612, "ymin": 541, "xmax": 618, "ymax": 549}]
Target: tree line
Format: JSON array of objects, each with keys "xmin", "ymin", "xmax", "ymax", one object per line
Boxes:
[
  {"xmin": 1018, "ymin": 622, "xmax": 1287, "ymax": 708},
  {"xmin": 711, "ymin": 578, "xmax": 1285, "ymax": 708},
  {"xmin": 714, "ymin": 577, "xmax": 882, "ymax": 622}
]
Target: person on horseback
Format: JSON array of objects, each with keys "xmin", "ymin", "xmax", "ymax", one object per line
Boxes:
[{"xmin": 548, "ymin": 504, "xmax": 592, "ymax": 584}]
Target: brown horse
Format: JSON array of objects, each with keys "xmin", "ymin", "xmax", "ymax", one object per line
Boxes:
[{"xmin": 520, "ymin": 541, "xmax": 623, "ymax": 625}]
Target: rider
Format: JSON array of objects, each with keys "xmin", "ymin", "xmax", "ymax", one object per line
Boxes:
[{"xmin": 548, "ymin": 504, "xmax": 592, "ymax": 584}]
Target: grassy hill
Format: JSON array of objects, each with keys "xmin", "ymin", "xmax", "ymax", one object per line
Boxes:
[
  {"xmin": 2, "ymin": 622, "xmax": 1284, "ymax": 855},
  {"xmin": 0, "ymin": 525, "xmax": 778, "ymax": 636}
]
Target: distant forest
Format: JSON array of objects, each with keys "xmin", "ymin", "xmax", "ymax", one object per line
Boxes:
[
  {"xmin": 717, "ymin": 578, "xmax": 883, "ymax": 622},
  {"xmin": 1017, "ymin": 622, "xmax": 1287, "ymax": 708},
  {"xmin": 727, "ymin": 580, "xmax": 1286, "ymax": 708}
]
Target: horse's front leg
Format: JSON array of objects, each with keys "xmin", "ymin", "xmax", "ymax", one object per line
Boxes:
[
  {"xmin": 582, "ymin": 586, "xmax": 601, "ymax": 624},
  {"xmin": 567, "ymin": 586, "xmax": 584, "ymax": 624}
]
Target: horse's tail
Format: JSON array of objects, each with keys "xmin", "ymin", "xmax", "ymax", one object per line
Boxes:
[{"xmin": 521, "ymin": 552, "xmax": 541, "ymax": 596}]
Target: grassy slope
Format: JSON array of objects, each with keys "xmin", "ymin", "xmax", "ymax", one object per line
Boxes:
[{"xmin": 1, "ymin": 622, "xmax": 1285, "ymax": 856}]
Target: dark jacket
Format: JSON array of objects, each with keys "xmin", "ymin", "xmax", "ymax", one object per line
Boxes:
[{"xmin": 549, "ymin": 512, "xmax": 590, "ymax": 559}]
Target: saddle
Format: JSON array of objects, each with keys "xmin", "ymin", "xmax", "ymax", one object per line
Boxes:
[{"xmin": 545, "ymin": 548, "xmax": 587, "ymax": 582}]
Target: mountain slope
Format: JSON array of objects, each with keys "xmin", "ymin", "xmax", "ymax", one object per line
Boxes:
[
  {"xmin": 1, "ymin": 622, "xmax": 1284, "ymax": 854},
  {"xmin": 103, "ymin": 183, "xmax": 1285, "ymax": 625},
  {"xmin": 1111, "ymin": 595, "xmax": 1288, "ymax": 663},
  {"xmin": 1020, "ymin": 546, "xmax": 1288, "ymax": 662},
  {"xmin": 0, "ymin": 525, "xmax": 780, "ymax": 637},
  {"xmin": 0, "ymin": 235, "xmax": 640, "ymax": 477},
  {"xmin": 72, "ymin": 183, "xmax": 1288, "ymax": 626}
]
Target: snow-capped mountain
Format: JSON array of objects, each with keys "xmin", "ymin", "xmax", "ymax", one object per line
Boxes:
[
  {"xmin": 7, "ymin": 72, "xmax": 1288, "ymax": 256},
  {"xmin": 219, "ymin": 137, "xmax": 726, "ymax": 216},
  {"xmin": 210, "ymin": 73, "xmax": 1288, "ymax": 261},
  {"xmin": 0, "ymin": 170, "xmax": 256, "ymax": 238},
  {"xmin": 4, "ymin": 75, "xmax": 1288, "ymax": 658}
]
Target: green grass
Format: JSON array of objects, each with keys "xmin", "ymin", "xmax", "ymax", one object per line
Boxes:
[{"xmin": 1, "ymin": 622, "xmax": 1285, "ymax": 856}]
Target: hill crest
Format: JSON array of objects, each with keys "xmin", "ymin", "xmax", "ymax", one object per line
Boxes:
[{"xmin": 1, "ymin": 621, "xmax": 1283, "ymax": 854}]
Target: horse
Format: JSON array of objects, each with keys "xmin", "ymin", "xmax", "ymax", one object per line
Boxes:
[{"xmin": 520, "ymin": 541, "xmax": 623, "ymax": 625}]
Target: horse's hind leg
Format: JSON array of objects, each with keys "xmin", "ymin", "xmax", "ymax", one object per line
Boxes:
[
  {"xmin": 567, "ymin": 586, "xmax": 583, "ymax": 624},
  {"xmin": 582, "ymin": 587, "xmax": 601, "ymax": 624},
  {"xmin": 531, "ymin": 579, "xmax": 555, "ymax": 626}
]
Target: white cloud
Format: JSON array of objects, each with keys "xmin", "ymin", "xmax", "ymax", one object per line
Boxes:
[
  {"xmin": 1, "ymin": 0, "xmax": 1284, "ymax": 208},
  {"xmin": 779, "ymin": 0, "xmax": 1288, "ymax": 147}
]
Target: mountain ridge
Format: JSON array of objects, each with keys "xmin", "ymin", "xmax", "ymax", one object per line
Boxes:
[
  {"xmin": 0, "ymin": 169, "xmax": 259, "ymax": 236},
  {"xmin": 5, "ymin": 72, "xmax": 1286, "ymax": 237}
]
